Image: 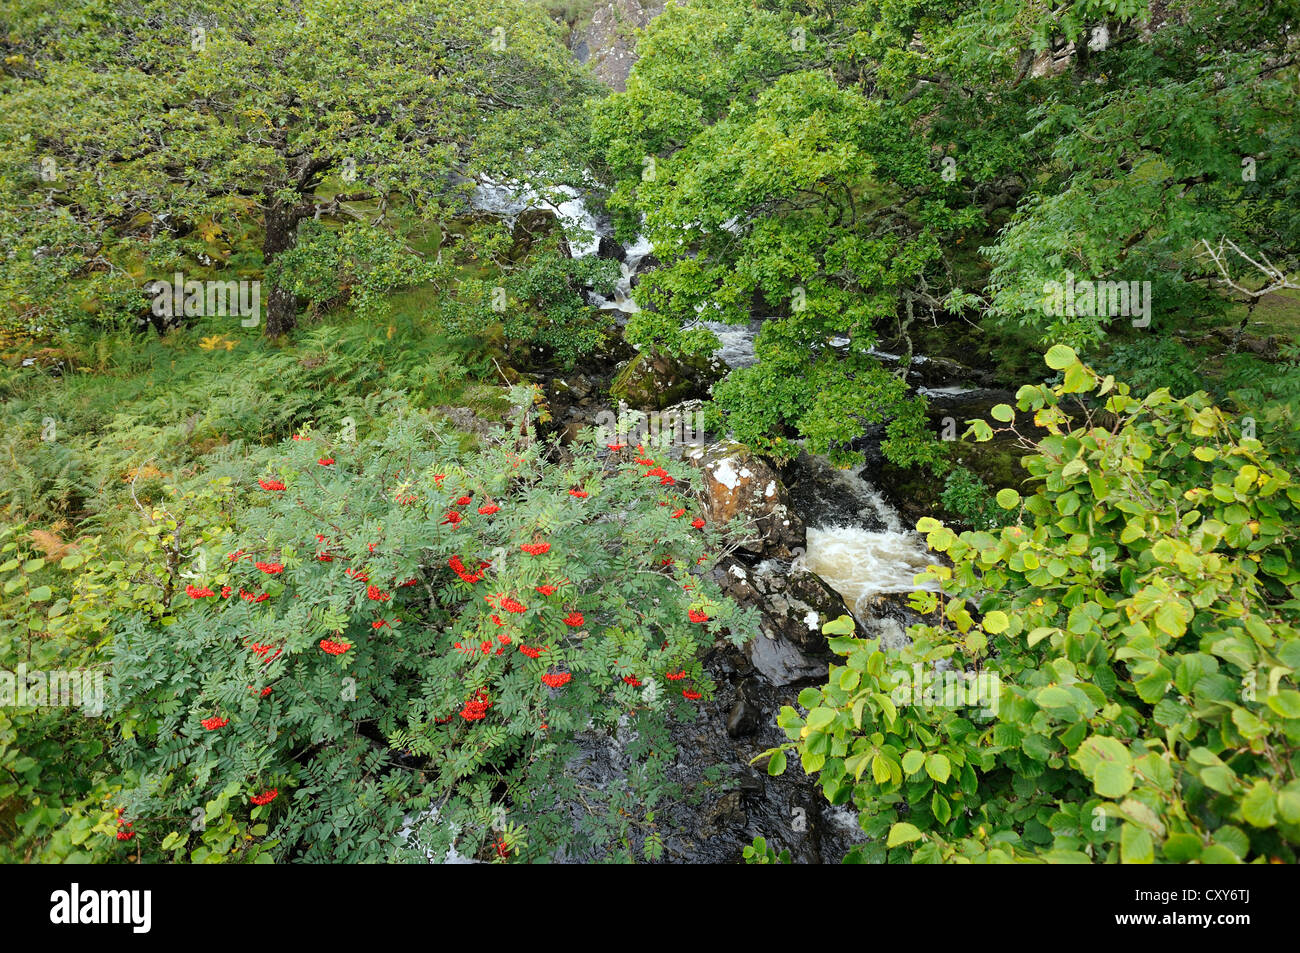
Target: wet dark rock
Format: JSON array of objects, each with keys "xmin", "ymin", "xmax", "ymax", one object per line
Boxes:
[
  {"xmin": 908, "ymin": 354, "xmax": 998, "ymax": 390},
  {"xmin": 629, "ymin": 253, "xmax": 660, "ymax": 288},
  {"xmin": 597, "ymin": 234, "xmax": 626, "ymax": 262},
  {"xmin": 726, "ymin": 679, "xmax": 760, "ymax": 737},
  {"xmin": 705, "ymin": 791, "xmax": 748, "ymax": 833}
]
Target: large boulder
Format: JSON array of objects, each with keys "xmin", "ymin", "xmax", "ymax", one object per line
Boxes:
[
  {"xmin": 609, "ymin": 348, "xmax": 724, "ymax": 411},
  {"xmin": 687, "ymin": 442, "xmax": 804, "ymax": 558},
  {"xmin": 566, "ymin": 0, "xmax": 669, "ymax": 91},
  {"xmin": 712, "ymin": 558, "xmax": 859, "ymax": 686}
]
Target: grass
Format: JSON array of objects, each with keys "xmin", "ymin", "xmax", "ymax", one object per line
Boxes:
[{"xmin": 0, "ymin": 290, "xmax": 510, "ymax": 549}]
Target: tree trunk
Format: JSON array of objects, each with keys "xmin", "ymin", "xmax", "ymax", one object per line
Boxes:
[{"xmin": 263, "ymin": 202, "xmax": 300, "ymax": 336}]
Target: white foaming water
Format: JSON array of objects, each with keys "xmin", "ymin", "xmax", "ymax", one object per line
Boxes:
[
  {"xmin": 700, "ymin": 319, "xmax": 761, "ymax": 368},
  {"xmin": 792, "ymin": 457, "xmax": 937, "ymax": 620},
  {"xmin": 589, "ymin": 234, "xmax": 655, "ymax": 315},
  {"xmin": 470, "ymin": 177, "xmax": 602, "ymax": 257},
  {"xmin": 796, "ymin": 526, "xmax": 936, "ymax": 618}
]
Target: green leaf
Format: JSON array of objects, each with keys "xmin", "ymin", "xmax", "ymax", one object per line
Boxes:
[
  {"xmin": 1120, "ymin": 823, "xmax": 1154, "ymax": 864},
  {"xmin": 805, "ymin": 707, "xmax": 836, "ymax": 732},
  {"xmin": 871, "ymin": 754, "xmax": 892, "ymax": 785},
  {"xmin": 931, "ymin": 791, "xmax": 952, "ymax": 824},
  {"xmin": 767, "ymin": 750, "xmax": 787, "ymax": 776},
  {"xmin": 925, "ymin": 753, "xmax": 951, "ymax": 784},
  {"xmin": 1266, "ymin": 690, "xmax": 1300, "ymax": 719},
  {"xmin": 886, "ymin": 822, "xmax": 923, "ymax": 847},
  {"xmin": 821, "ymin": 615, "xmax": 856, "ymax": 636},
  {"xmin": 1027, "ymin": 626, "xmax": 1056, "ymax": 647},
  {"xmin": 982, "ymin": 610, "xmax": 1009, "ymax": 634},
  {"xmin": 1240, "ymin": 780, "xmax": 1276, "ymax": 828},
  {"xmin": 1045, "ymin": 344, "xmax": 1078, "ymax": 370},
  {"xmin": 995, "ymin": 488, "xmax": 1020, "ymax": 509},
  {"xmin": 1095, "ymin": 761, "xmax": 1134, "ymax": 798},
  {"xmin": 902, "ymin": 750, "xmax": 925, "ymax": 775},
  {"xmin": 990, "ymin": 403, "xmax": 1014, "ymax": 422}
]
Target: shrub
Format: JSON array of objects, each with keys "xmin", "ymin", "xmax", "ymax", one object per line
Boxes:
[
  {"xmin": 764, "ymin": 346, "xmax": 1300, "ymax": 863},
  {"xmin": 101, "ymin": 390, "xmax": 755, "ymax": 862}
]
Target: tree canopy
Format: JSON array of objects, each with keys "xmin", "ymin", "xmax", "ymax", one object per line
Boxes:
[{"xmin": 591, "ymin": 0, "xmax": 1300, "ymax": 465}]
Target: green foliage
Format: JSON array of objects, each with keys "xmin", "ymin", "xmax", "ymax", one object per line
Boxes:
[
  {"xmin": 97, "ymin": 391, "xmax": 755, "ymax": 862},
  {"xmin": 767, "ymin": 349, "xmax": 1300, "ymax": 863},
  {"xmin": 0, "ymin": 0, "xmax": 600, "ymax": 335},
  {"xmin": 982, "ymin": 1, "xmax": 1299, "ymax": 350},
  {"xmin": 939, "ymin": 465, "xmax": 1012, "ymax": 532},
  {"xmin": 503, "ymin": 250, "xmax": 620, "ymax": 367},
  {"xmin": 742, "ymin": 834, "xmax": 791, "ymax": 864},
  {"xmin": 589, "ymin": 0, "xmax": 1300, "ymax": 463},
  {"xmin": 267, "ymin": 221, "xmax": 441, "ymax": 324},
  {"xmin": 0, "ymin": 525, "xmax": 120, "ymax": 862}
]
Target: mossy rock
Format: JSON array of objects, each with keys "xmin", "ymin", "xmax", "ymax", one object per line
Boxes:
[{"xmin": 609, "ymin": 348, "xmax": 724, "ymax": 411}]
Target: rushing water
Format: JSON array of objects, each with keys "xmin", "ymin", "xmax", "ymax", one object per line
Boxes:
[
  {"xmin": 787, "ymin": 453, "xmax": 937, "ymax": 630},
  {"xmin": 452, "ymin": 183, "xmax": 951, "ymax": 860}
]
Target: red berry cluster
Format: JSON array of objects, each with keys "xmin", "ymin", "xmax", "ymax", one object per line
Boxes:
[
  {"xmin": 201, "ymin": 716, "xmax": 229, "ymax": 730},
  {"xmin": 319, "ymin": 639, "xmax": 351, "ymax": 656},
  {"xmin": 366, "ymin": 584, "xmax": 390, "ymax": 601},
  {"xmin": 250, "ymin": 788, "xmax": 278, "ymax": 805},
  {"xmin": 665, "ymin": 671, "xmax": 687, "ymax": 681},
  {"xmin": 185, "ymin": 584, "xmax": 216, "ymax": 598},
  {"xmin": 568, "ymin": 488, "xmax": 588, "ymax": 498},
  {"xmin": 318, "ymin": 457, "xmax": 334, "ymax": 466},
  {"xmin": 519, "ymin": 645, "xmax": 545, "ymax": 659},
  {"xmin": 682, "ymin": 689, "xmax": 702, "ymax": 701},
  {"xmin": 255, "ymin": 561, "xmax": 284, "ymax": 574},
  {"xmin": 258, "ymin": 478, "xmax": 286, "ymax": 491},
  {"xmin": 460, "ymin": 687, "xmax": 492, "ymax": 721},
  {"xmin": 520, "ymin": 542, "xmax": 551, "ymax": 556},
  {"xmin": 535, "ymin": 584, "xmax": 557, "ymax": 596},
  {"xmin": 449, "ymin": 554, "xmax": 484, "ymax": 583},
  {"xmin": 541, "ymin": 672, "xmax": 572, "ymax": 688},
  {"xmin": 688, "ymin": 609, "xmax": 710, "ymax": 623},
  {"xmin": 563, "ymin": 611, "xmax": 584, "ymax": 627},
  {"xmin": 478, "ymin": 503, "xmax": 499, "ymax": 515}
]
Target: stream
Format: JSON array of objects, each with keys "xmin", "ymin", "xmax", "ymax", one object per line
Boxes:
[{"xmin": 443, "ymin": 179, "xmax": 997, "ymax": 863}]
